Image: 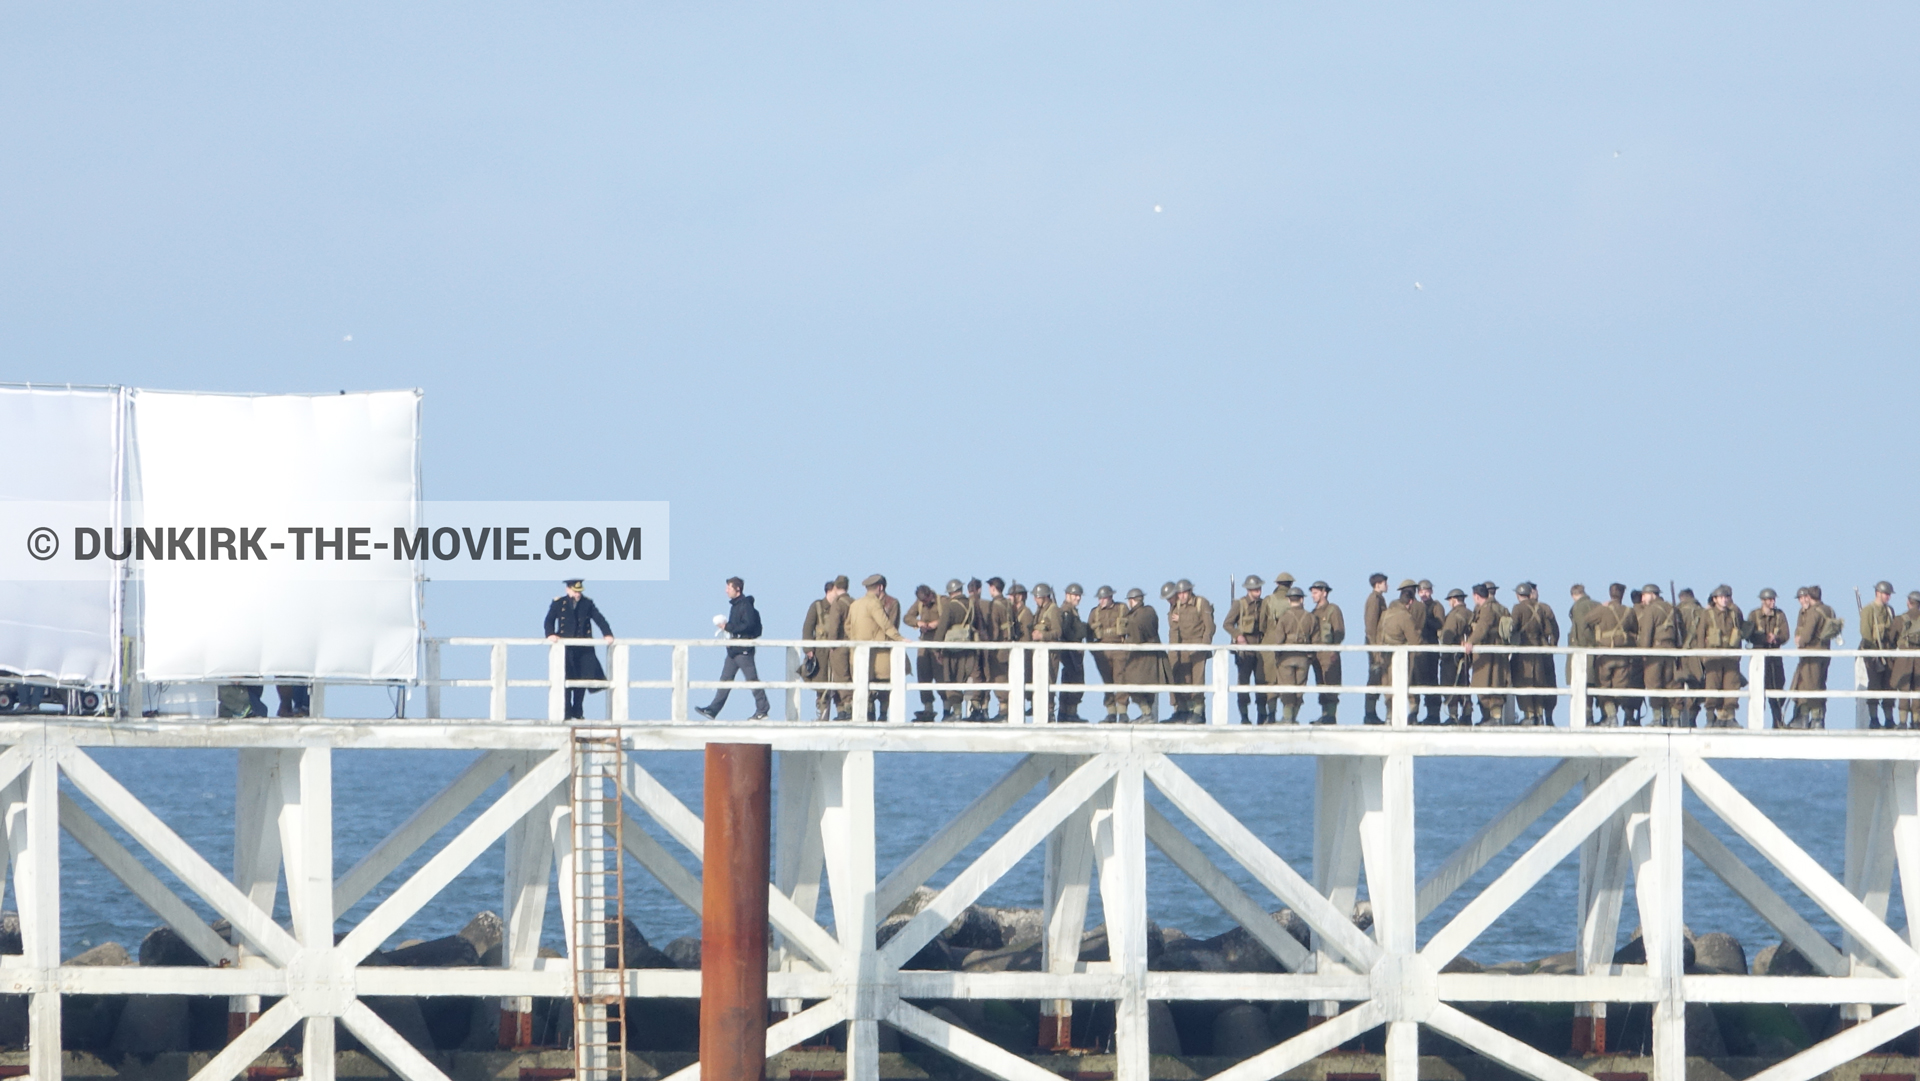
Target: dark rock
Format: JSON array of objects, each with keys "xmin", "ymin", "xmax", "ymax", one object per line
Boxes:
[
  {"xmin": 65, "ymin": 942, "xmax": 130, "ymax": 967},
  {"xmin": 1152, "ymin": 944, "xmax": 1228, "ymax": 972},
  {"xmin": 1686, "ymin": 1001, "xmax": 1726, "ymax": 1056},
  {"xmin": 1754, "ymin": 941, "xmax": 1822, "ymax": 977},
  {"xmin": 459, "ymin": 997, "xmax": 499, "ymax": 1051},
  {"xmin": 939, "ymin": 905, "xmax": 1004, "ymax": 951},
  {"xmin": 61, "ymin": 992, "xmax": 124, "ymax": 1051},
  {"xmin": 1532, "ymin": 950, "xmax": 1578, "ymax": 974},
  {"xmin": 1267, "ymin": 1000, "xmax": 1310, "ymax": 1045},
  {"xmin": 1166, "ymin": 1001, "xmax": 1224, "ymax": 1055},
  {"xmin": 928, "ymin": 1005, "xmax": 970, "ymax": 1031},
  {"xmin": 1212, "ymin": 1003, "xmax": 1274, "ymax": 1058},
  {"xmin": 371, "ymin": 934, "xmax": 479, "ymax": 968},
  {"xmin": 628, "ymin": 944, "xmax": 677, "ymax": 969},
  {"xmin": 1147, "ymin": 1000, "xmax": 1181, "ymax": 1055},
  {"xmin": 663, "ymin": 936, "xmax": 701, "ymax": 968},
  {"xmin": 1613, "ymin": 933, "xmax": 1694, "ymax": 969},
  {"xmin": 1440, "ymin": 955, "xmax": 1483, "ymax": 974},
  {"xmin": 1351, "ymin": 900, "xmax": 1373, "ymax": 932},
  {"xmin": 975, "ymin": 999, "xmax": 1036, "ymax": 1052},
  {"xmin": 0, "ymin": 913, "xmax": 19, "ymax": 956},
  {"xmin": 0, "ymin": 996, "xmax": 23, "ymax": 1049},
  {"xmin": 187, "ymin": 997, "xmax": 228, "ymax": 1050},
  {"xmin": 879, "ymin": 914, "xmax": 954, "ymax": 971},
  {"xmin": 1712, "ymin": 1002, "xmax": 1810, "ymax": 1057},
  {"xmin": 1077, "ymin": 920, "xmax": 1164, "ymax": 964},
  {"xmin": 420, "ymin": 996, "xmax": 474, "ymax": 1052},
  {"xmin": 891, "ymin": 885, "xmax": 939, "ymax": 919},
  {"xmin": 110, "ymin": 996, "xmax": 188, "ymax": 1052},
  {"xmin": 138, "ymin": 926, "xmax": 211, "ymax": 967},
  {"xmin": 458, "ymin": 911, "xmax": 504, "ymax": 959},
  {"xmin": 1693, "ymin": 931, "xmax": 1748, "ymax": 974},
  {"xmin": 627, "ymin": 998, "xmax": 698, "ymax": 1051},
  {"xmin": 351, "ymin": 997, "xmax": 435, "ymax": 1054}
]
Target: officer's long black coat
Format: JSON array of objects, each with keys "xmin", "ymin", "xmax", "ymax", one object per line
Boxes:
[{"xmin": 544, "ymin": 594, "xmax": 613, "ymax": 681}]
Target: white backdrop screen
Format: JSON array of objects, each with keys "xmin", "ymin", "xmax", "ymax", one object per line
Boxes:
[
  {"xmin": 0, "ymin": 386, "xmax": 123, "ymax": 684},
  {"xmin": 131, "ymin": 390, "xmax": 420, "ymax": 682}
]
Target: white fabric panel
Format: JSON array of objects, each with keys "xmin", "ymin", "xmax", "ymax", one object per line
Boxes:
[
  {"xmin": 0, "ymin": 387, "xmax": 122, "ymax": 684},
  {"xmin": 131, "ymin": 390, "xmax": 420, "ymax": 682}
]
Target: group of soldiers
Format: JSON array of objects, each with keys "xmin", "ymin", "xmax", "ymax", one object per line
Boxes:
[{"xmin": 795, "ymin": 571, "xmax": 1920, "ymax": 729}]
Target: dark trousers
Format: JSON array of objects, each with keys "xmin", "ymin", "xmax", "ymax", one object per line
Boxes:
[
  {"xmin": 705, "ymin": 651, "xmax": 770, "ymax": 716},
  {"xmin": 565, "ymin": 688, "xmax": 589, "ymax": 719},
  {"xmin": 1234, "ymin": 653, "xmax": 1263, "ymax": 721},
  {"xmin": 275, "ymin": 684, "xmax": 311, "ymax": 717}
]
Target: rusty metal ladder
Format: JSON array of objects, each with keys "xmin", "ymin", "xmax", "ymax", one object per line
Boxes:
[{"xmin": 570, "ymin": 728, "xmax": 627, "ymax": 1081}]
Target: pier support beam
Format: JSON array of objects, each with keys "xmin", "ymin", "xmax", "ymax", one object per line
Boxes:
[{"xmin": 702, "ymin": 743, "xmax": 770, "ymax": 1081}]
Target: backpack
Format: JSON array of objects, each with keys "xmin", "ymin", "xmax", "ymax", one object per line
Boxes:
[
  {"xmin": 1595, "ymin": 609, "xmax": 1628, "ymax": 649},
  {"xmin": 945, "ymin": 599, "xmax": 977, "ymax": 642}
]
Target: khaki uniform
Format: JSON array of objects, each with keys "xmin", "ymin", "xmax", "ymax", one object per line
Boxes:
[
  {"xmin": 1467, "ymin": 600, "xmax": 1513, "ymax": 723},
  {"xmin": 1223, "ymin": 594, "xmax": 1270, "ymax": 723},
  {"xmin": 846, "ymin": 593, "xmax": 906, "ymax": 719},
  {"xmin": 965, "ymin": 594, "xmax": 995, "ymax": 713},
  {"xmin": 816, "ymin": 595, "xmax": 857, "ymax": 718},
  {"xmin": 1311, "ymin": 602, "xmax": 1346, "ymax": 719},
  {"xmin": 1363, "ymin": 590, "xmax": 1389, "ymax": 720},
  {"xmin": 905, "ymin": 597, "xmax": 963, "ymax": 718},
  {"xmin": 802, "ymin": 597, "xmax": 839, "ymax": 719},
  {"xmin": 1675, "ymin": 598, "xmax": 1707, "ymax": 725},
  {"xmin": 1122, "ymin": 603, "xmax": 1169, "ymax": 722},
  {"xmin": 1168, "ymin": 595, "xmax": 1216, "ymax": 719},
  {"xmin": 1374, "ymin": 600, "xmax": 1422, "ymax": 722},
  {"xmin": 1581, "ymin": 601, "xmax": 1633, "ymax": 725},
  {"xmin": 1088, "ymin": 601, "xmax": 1129, "ymax": 716},
  {"xmin": 1746, "ymin": 605, "xmax": 1791, "ymax": 727},
  {"xmin": 1895, "ymin": 605, "xmax": 1920, "ymax": 728},
  {"xmin": 1699, "ymin": 603, "xmax": 1747, "ymax": 726},
  {"xmin": 1032, "ymin": 602, "xmax": 1063, "ymax": 721},
  {"xmin": 940, "ymin": 595, "xmax": 979, "ymax": 713},
  {"xmin": 1567, "ymin": 594, "xmax": 1599, "ymax": 723},
  {"xmin": 985, "ymin": 595, "xmax": 1014, "ymax": 717},
  {"xmin": 1000, "ymin": 601, "xmax": 1036, "ymax": 716},
  {"xmin": 1510, "ymin": 599, "xmax": 1560, "ymax": 724},
  {"xmin": 1625, "ymin": 598, "xmax": 1681, "ymax": 725},
  {"xmin": 1258, "ymin": 592, "xmax": 1296, "ymax": 710},
  {"xmin": 1268, "ymin": 605, "xmax": 1317, "ymax": 723},
  {"xmin": 1417, "ymin": 598, "xmax": 1445, "ymax": 722},
  {"xmin": 1438, "ymin": 604, "xmax": 1473, "ymax": 722},
  {"xmin": 1055, "ymin": 601, "xmax": 1091, "ymax": 720},
  {"xmin": 1791, "ymin": 605, "xmax": 1840, "ymax": 727},
  {"xmin": 1860, "ymin": 600, "xmax": 1898, "ymax": 726}
]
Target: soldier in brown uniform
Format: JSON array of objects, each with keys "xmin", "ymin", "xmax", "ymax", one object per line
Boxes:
[
  {"xmin": 1580, "ymin": 584, "xmax": 1633, "ymax": 726},
  {"xmin": 1567, "ymin": 585, "xmax": 1599, "ymax": 725},
  {"xmin": 1056, "ymin": 584, "xmax": 1091, "ymax": 722},
  {"xmin": 1258, "ymin": 572, "xmax": 1299, "ymax": 720},
  {"xmin": 1746, "ymin": 588, "xmax": 1790, "ymax": 729},
  {"xmin": 1416, "ymin": 580, "xmax": 1445, "ymax": 723},
  {"xmin": 1372, "ymin": 581, "xmax": 1424, "ymax": 723},
  {"xmin": 1624, "ymin": 584, "xmax": 1682, "ymax": 727},
  {"xmin": 1030, "ymin": 584, "xmax": 1063, "ymax": 722},
  {"xmin": 1465, "ymin": 582, "xmax": 1513, "ymax": 725},
  {"xmin": 1268, "ymin": 586, "xmax": 1316, "ymax": 724},
  {"xmin": 936, "ymin": 580, "xmax": 976, "ymax": 720},
  {"xmin": 1309, "ymin": 581, "xmax": 1345, "ymax": 724},
  {"xmin": 964, "ymin": 579, "xmax": 994, "ymax": 719},
  {"xmin": 1088, "ymin": 586, "xmax": 1128, "ymax": 721},
  {"xmin": 1001, "ymin": 583, "xmax": 1036, "ymax": 719},
  {"xmin": 1859, "ymin": 581, "xmax": 1897, "ymax": 728},
  {"xmin": 1699, "ymin": 585, "xmax": 1747, "ymax": 727},
  {"xmin": 1674, "ymin": 588, "xmax": 1707, "ymax": 727},
  {"xmin": 846, "ymin": 574, "xmax": 907, "ymax": 721},
  {"xmin": 1167, "ymin": 579, "xmax": 1216, "ymax": 723},
  {"xmin": 801, "ymin": 580, "xmax": 840, "ymax": 721},
  {"xmin": 983, "ymin": 578, "xmax": 1013, "ymax": 721},
  {"xmin": 1790, "ymin": 586, "xmax": 1841, "ymax": 729},
  {"xmin": 1438, "ymin": 589, "xmax": 1473, "ymax": 723},
  {"xmin": 1895, "ymin": 591, "xmax": 1920, "ymax": 730},
  {"xmin": 904, "ymin": 584, "xmax": 950, "ymax": 722},
  {"xmin": 1361, "ymin": 572, "xmax": 1390, "ymax": 723},
  {"xmin": 1224, "ymin": 575, "xmax": 1270, "ymax": 724},
  {"xmin": 1509, "ymin": 582, "xmax": 1560, "ymax": 726},
  {"xmin": 1122, "ymin": 587, "xmax": 1169, "ymax": 723}
]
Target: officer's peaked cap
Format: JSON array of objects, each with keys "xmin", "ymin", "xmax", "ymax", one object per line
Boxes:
[
  {"xmin": 862, "ymin": 573, "xmax": 885, "ymax": 588},
  {"xmin": 563, "ymin": 578, "xmax": 585, "ymax": 588}
]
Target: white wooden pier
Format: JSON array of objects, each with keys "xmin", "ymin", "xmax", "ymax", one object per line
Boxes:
[{"xmin": 10, "ymin": 637, "xmax": 1918, "ymax": 1081}]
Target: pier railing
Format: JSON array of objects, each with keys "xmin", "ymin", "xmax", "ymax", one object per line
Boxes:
[{"xmin": 411, "ymin": 636, "xmax": 1906, "ymax": 726}]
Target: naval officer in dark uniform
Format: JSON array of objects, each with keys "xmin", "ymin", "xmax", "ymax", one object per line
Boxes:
[{"xmin": 545, "ymin": 578, "xmax": 614, "ymax": 719}]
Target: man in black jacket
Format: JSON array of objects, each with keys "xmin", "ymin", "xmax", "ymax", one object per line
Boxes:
[
  {"xmin": 695, "ymin": 577, "xmax": 770, "ymax": 720},
  {"xmin": 545, "ymin": 578, "xmax": 614, "ymax": 720}
]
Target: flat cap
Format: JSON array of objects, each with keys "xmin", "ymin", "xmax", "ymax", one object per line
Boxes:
[
  {"xmin": 1031, "ymin": 583, "xmax": 1053, "ymax": 599},
  {"xmin": 834, "ymin": 575, "xmax": 850, "ymax": 589},
  {"xmin": 1878, "ymin": 580, "xmax": 1896, "ymax": 594},
  {"xmin": 1066, "ymin": 583, "xmax": 1084, "ymax": 595},
  {"xmin": 1273, "ymin": 571, "xmax": 1296, "ymax": 584},
  {"xmin": 1096, "ymin": 585, "xmax": 1114, "ymax": 599},
  {"xmin": 1446, "ymin": 588, "xmax": 1467, "ymax": 600},
  {"xmin": 1397, "ymin": 578, "xmax": 1418, "ymax": 591},
  {"xmin": 1287, "ymin": 587, "xmax": 1306, "ymax": 599},
  {"xmin": 1759, "ymin": 587, "xmax": 1778, "ymax": 600},
  {"xmin": 946, "ymin": 578, "xmax": 964, "ymax": 593},
  {"xmin": 1243, "ymin": 575, "xmax": 1264, "ymax": 590},
  {"xmin": 1175, "ymin": 578, "xmax": 1193, "ymax": 594},
  {"xmin": 1126, "ymin": 587, "xmax": 1145, "ymax": 600},
  {"xmin": 862, "ymin": 573, "xmax": 885, "ymax": 588},
  {"xmin": 1711, "ymin": 584, "xmax": 1732, "ymax": 599},
  {"xmin": 1310, "ymin": 580, "xmax": 1331, "ymax": 591}
]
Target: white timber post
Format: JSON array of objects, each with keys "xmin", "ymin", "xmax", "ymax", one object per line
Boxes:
[
  {"xmin": 308, "ymin": 682, "xmax": 326, "ymax": 718},
  {"xmin": 820, "ymin": 751, "xmax": 879, "ymax": 1081},
  {"xmin": 1646, "ymin": 752, "xmax": 1686, "ymax": 1081},
  {"xmin": 1569, "ymin": 650, "xmax": 1588, "ymax": 729},
  {"xmin": 21, "ymin": 737, "xmax": 60, "ymax": 1081},
  {"xmin": 1575, "ymin": 759, "xmax": 1630, "ymax": 1053},
  {"xmin": 609, "ymin": 642, "xmax": 629, "ymax": 722},
  {"xmin": 1033, "ymin": 644, "xmax": 1051, "ymax": 722},
  {"xmin": 1096, "ymin": 758, "xmax": 1148, "ymax": 1081},
  {"xmin": 670, "ymin": 644, "xmax": 689, "ymax": 722},
  {"xmin": 1390, "ymin": 647, "xmax": 1410, "ymax": 727},
  {"xmin": 774, "ymin": 751, "xmax": 827, "ymax": 1018},
  {"xmin": 1311, "ymin": 757, "xmax": 1363, "ymax": 1023},
  {"xmin": 1039, "ymin": 755, "xmax": 1095, "ymax": 1047},
  {"xmin": 490, "ymin": 643, "xmax": 509, "ymax": 722},
  {"xmin": 1210, "ymin": 645, "xmax": 1231, "ymax": 726},
  {"xmin": 547, "ymin": 641, "xmax": 567, "ymax": 721},
  {"xmin": 1748, "ymin": 650, "xmax": 1767, "ymax": 729},
  {"xmin": 1842, "ymin": 759, "xmax": 1897, "ymax": 1025},
  {"xmin": 785, "ymin": 646, "xmax": 803, "ymax": 722},
  {"xmin": 1893, "ymin": 762, "xmax": 1920, "ymax": 953},
  {"xmin": 888, "ymin": 644, "xmax": 908, "ymax": 722},
  {"xmin": 851, "ymin": 645, "xmax": 871, "ymax": 723},
  {"xmin": 1359, "ymin": 754, "xmax": 1417, "ymax": 1081},
  {"xmin": 501, "ymin": 752, "xmax": 560, "ymax": 1048},
  {"xmin": 279, "ymin": 744, "xmax": 334, "ymax": 1081},
  {"xmin": 1008, "ymin": 643, "xmax": 1026, "ymax": 723},
  {"xmin": 231, "ymin": 749, "xmax": 285, "ymax": 1033},
  {"xmin": 425, "ymin": 639, "xmax": 442, "ymax": 720}
]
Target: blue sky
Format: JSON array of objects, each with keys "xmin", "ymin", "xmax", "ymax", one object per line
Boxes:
[{"xmin": 6, "ymin": 4, "xmax": 1916, "ymax": 645}]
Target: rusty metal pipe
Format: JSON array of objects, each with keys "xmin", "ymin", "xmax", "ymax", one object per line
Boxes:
[{"xmin": 702, "ymin": 743, "xmax": 770, "ymax": 1079}]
